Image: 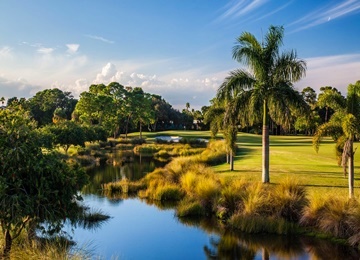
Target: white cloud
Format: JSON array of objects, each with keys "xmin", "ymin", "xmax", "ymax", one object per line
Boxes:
[
  {"xmin": 216, "ymin": 0, "xmax": 269, "ymax": 21},
  {"xmin": 296, "ymin": 54, "xmax": 360, "ymax": 94},
  {"xmin": 66, "ymin": 44, "xmax": 80, "ymax": 54},
  {"xmin": 85, "ymin": 34, "xmax": 114, "ymax": 44},
  {"xmin": 0, "ymin": 46, "xmax": 13, "ymax": 58},
  {"xmin": 37, "ymin": 47, "xmax": 54, "ymax": 55},
  {"xmin": 0, "ymin": 76, "xmax": 41, "ymax": 99},
  {"xmin": 90, "ymin": 62, "xmax": 223, "ymax": 109},
  {"xmin": 290, "ymin": 0, "xmax": 360, "ymax": 32}
]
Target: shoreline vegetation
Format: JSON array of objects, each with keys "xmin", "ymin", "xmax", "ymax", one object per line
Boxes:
[{"xmin": 99, "ymin": 132, "xmax": 360, "ymax": 250}]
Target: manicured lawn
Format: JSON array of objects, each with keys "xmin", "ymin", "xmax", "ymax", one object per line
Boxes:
[{"xmin": 129, "ymin": 130, "xmax": 360, "ymax": 199}]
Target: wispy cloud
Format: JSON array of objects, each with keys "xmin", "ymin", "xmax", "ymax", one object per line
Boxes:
[
  {"xmin": 85, "ymin": 34, "xmax": 114, "ymax": 44},
  {"xmin": 66, "ymin": 44, "xmax": 80, "ymax": 54},
  {"xmin": 37, "ymin": 47, "xmax": 54, "ymax": 55},
  {"xmin": 216, "ymin": 0, "xmax": 269, "ymax": 22},
  {"xmin": 290, "ymin": 0, "xmax": 360, "ymax": 32},
  {"xmin": 253, "ymin": 1, "xmax": 293, "ymax": 22}
]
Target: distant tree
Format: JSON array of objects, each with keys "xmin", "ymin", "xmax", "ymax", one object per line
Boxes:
[
  {"xmin": 317, "ymin": 86, "xmax": 344, "ymax": 123},
  {"xmin": 131, "ymin": 87, "xmax": 155, "ymax": 139},
  {"xmin": 217, "ymin": 25, "xmax": 307, "ymax": 183},
  {"xmin": 28, "ymin": 88, "xmax": 77, "ymax": 126},
  {"xmin": 301, "ymin": 86, "xmax": 317, "ymax": 109},
  {"xmin": 150, "ymin": 94, "xmax": 172, "ymax": 131},
  {"xmin": 313, "ymin": 81, "xmax": 360, "ymax": 199}
]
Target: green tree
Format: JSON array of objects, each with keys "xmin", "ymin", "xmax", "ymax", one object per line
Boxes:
[
  {"xmin": 313, "ymin": 81, "xmax": 360, "ymax": 199},
  {"xmin": 131, "ymin": 87, "xmax": 155, "ymax": 139},
  {"xmin": 317, "ymin": 86, "xmax": 344, "ymax": 123},
  {"xmin": 74, "ymin": 84, "xmax": 114, "ymax": 126},
  {"xmin": 217, "ymin": 25, "xmax": 307, "ymax": 183},
  {"xmin": 0, "ymin": 107, "xmax": 87, "ymax": 256},
  {"xmin": 42, "ymin": 120, "xmax": 86, "ymax": 154},
  {"xmin": 28, "ymin": 88, "xmax": 77, "ymax": 126},
  {"xmin": 204, "ymin": 98, "xmax": 238, "ymax": 170}
]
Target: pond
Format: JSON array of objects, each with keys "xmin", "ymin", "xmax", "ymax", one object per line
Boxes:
[{"xmin": 69, "ymin": 150, "xmax": 360, "ymax": 259}]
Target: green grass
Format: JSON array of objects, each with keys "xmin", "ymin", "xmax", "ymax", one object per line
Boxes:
[{"xmin": 212, "ymin": 132, "xmax": 360, "ymax": 199}]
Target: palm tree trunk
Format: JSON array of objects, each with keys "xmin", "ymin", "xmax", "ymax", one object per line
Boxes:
[
  {"xmin": 3, "ymin": 229, "xmax": 12, "ymax": 258},
  {"xmin": 262, "ymin": 102, "xmax": 270, "ymax": 183},
  {"xmin": 139, "ymin": 121, "xmax": 142, "ymax": 139},
  {"xmin": 262, "ymin": 248, "xmax": 270, "ymax": 260},
  {"xmin": 348, "ymin": 141, "xmax": 354, "ymax": 199}
]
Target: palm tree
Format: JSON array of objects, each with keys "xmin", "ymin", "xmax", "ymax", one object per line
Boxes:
[
  {"xmin": 313, "ymin": 81, "xmax": 360, "ymax": 199},
  {"xmin": 204, "ymin": 99, "xmax": 238, "ymax": 171},
  {"xmin": 217, "ymin": 25, "xmax": 307, "ymax": 183}
]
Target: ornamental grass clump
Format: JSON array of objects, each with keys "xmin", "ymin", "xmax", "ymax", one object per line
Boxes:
[
  {"xmin": 196, "ymin": 140, "xmax": 227, "ymax": 165},
  {"xmin": 270, "ymin": 178, "xmax": 308, "ymax": 222},
  {"xmin": 153, "ymin": 184, "xmax": 184, "ymax": 201},
  {"xmin": 301, "ymin": 196, "xmax": 360, "ymax": 245},
  {"xmin": 217, "ymin": 179, "xmax": 249, "ymax": 219},
  {"xmin": 176, "ymin": 198, "xmax": 205, "ymax": 217}
]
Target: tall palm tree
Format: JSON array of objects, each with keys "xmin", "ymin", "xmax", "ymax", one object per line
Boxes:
[
  {"xmin": 217, "ymin": 25, "xmax": 307, "ymax": 183},
  {"xmin": 313, "ymin": 81, "xmax": 360, "ymax": 199}
]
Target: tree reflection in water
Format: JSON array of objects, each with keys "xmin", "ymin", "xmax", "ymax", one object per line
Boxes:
[{"xmin": 176, "ymin": 215, "xmax": 360, "ymax": 260}]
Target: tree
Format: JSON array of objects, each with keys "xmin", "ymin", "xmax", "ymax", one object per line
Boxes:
[
  {"xmin": 0, "ymin": 107, "xmax": 88, "ymax": 256},
  {"xmin": 27, "ymin": 88, "xmax": 77, "ymax": 126},
  {"xmin": 317, "ymin": 86, "xmax": 344, "ymax": 123},
  {"xmin": 294, "ymin": 87, "xmax": 321, "ymax": 135},
  {"xmin": 217, "ymin": 25, "xmax": 307, "ymax": 183},
  {"xmin": 313, "ymin": 81, "xmax": 360, "ymax": 199},
  {"xmin": 205, "ymin": 98, "xmax": 238, "ymax": 170},
  {"xmin": 42, "ymin": 120, "xmax": 86, "ymax": 154},
  {"xmin": 130, "ymin": 87, "xmax": 155, "ymax": 139}
]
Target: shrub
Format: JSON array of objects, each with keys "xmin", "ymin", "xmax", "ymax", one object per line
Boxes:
[{"xmin": 77, "ymin": 147, "xmax": 91, "ymax": 156}]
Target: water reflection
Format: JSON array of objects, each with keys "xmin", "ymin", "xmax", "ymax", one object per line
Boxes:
[
  {"xmin": 82, "ymin": 150, "xmax": 166, "ymax": 194},
  {"xmin": 181, "ymin": 216, "xmax": 360, "ymax": 260}
]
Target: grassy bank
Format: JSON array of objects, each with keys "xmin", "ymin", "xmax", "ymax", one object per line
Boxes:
[{"xmin": 104, "ymin": 131, "xmax": 360, "ymax": 248}]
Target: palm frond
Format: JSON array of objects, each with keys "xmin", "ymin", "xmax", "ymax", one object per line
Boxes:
[
  {"xmin": 217, "ymin": 69, "xmax": 255, "ymax": 101},
  {"xmin": 233, "ymin": 31, "xmax": 262, "ymax": 68},
  {"xmin": 273, "ymin": 50, "xmax": 307, "ymax": 83},
  {"xmin": 313, "ymin": 122, "xmax": 343, "ymax": 152},
  {"xmin": 317, "ymin": 88, "xmax": 346, "ymax": 112}
]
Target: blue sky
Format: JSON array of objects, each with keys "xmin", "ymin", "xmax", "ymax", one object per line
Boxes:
[{"xmin": 1, "ymin": 0, "xmax": 360, "ymax": 110}]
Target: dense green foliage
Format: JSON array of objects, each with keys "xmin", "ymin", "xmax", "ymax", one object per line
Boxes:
[{"xmin": 0, "ymin": 107, "xmax": 88, "ymax": 256}]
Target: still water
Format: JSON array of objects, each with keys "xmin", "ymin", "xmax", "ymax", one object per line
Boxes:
[{"xmin": 69, "ymin": 151, "xmax": 360, "ymax": 259}]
